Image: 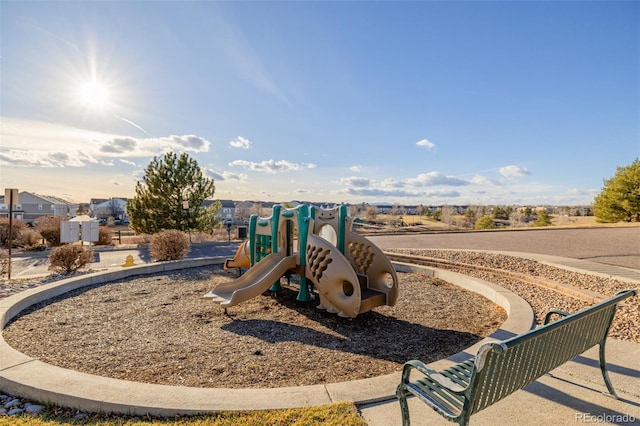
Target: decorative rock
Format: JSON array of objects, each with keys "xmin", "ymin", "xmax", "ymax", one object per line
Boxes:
[
  {"xmin": 7, "ymin": 408, "xmax": 24, "ymax": 416},
  {"xmin": 3, "ymin": 399, "xmax": 20, "ymax": 409},
  {"xmin": 25, "ymin": 404, "xmax": 45, "ymax": 415},
  {"xmin": 0, "ymin": 408, "xmax": 6, "ymax": 416}
]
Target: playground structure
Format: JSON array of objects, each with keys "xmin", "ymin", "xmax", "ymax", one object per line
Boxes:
[{"xmin": 204, "ymin": 204, "xmax": 399, "ymax": 318}]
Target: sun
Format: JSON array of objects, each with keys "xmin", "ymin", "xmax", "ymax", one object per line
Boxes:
[{"xmin": 78, "ymin": 80, "xmax": 110, "ymax": 110}]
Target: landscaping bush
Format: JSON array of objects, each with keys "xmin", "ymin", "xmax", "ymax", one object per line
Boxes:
[
  {"xmin": 48, "ymin": 245, "xmax": 94, "ymax": 274},
  {"xmin": 534, "ymin": 210, "xmax": 553, "ymax": 227},
  {"xmin": 0, "ymin": 218, "xmax": 27, "ymax": 247},
  {"xmin": 475, "ymin": 215, "xmax": 496, "ymax": 230},
  {"xmin": 96, "ymin": 227, "xmax": 113, "ymax": 245},
  {"xmin": 0, "ymin": 249, "xmax": 8, "ymax": 277},
  {"xmin": 34, "ymin": 216, "xmax": 64, "ymax": 246},
  {"xmin": 16, "ymin": 228, "xmax": 46, "ymax": 251},
  {"xmin": 149, "ymin": 229, "xmax": 190, "ymax": 261}
]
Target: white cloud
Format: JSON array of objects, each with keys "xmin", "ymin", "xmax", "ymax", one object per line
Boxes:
[
  {"xmin": 0, "ymin": 117, "xmax": 212, "ymax": 168},
  {"xmin": 499, "ymin": 165, "xmax": 530, "ymax": 179},
  {"xmin": 229, "ymin": 136, "xmax": 252, "ymax": 149},
  {"xmin": 97, "ymin": 134, "xmax": 212, "ymax": 156},
  {"xmin": 381, "ymin": 178, "xmax": 405, "ymax": 188},
  {"xmin": 340, "ymin": 176, "xmax": 372, "ymax": 188},
  {"xmin": 0, "ymin": 149, "xmax": 100, "ymax": 168},
  {"xmin": 338, "ymin": 171, "xmax": 470, "ymax": 200},
  {"xmin": 205, "ymin": 167, "xmax": 248, "ymax": 182},
  {"xmin": 350, "ymin": 165, "xmax": 362, "ymax": 172},
  {"xmin": 158, "ymin": 135, "xmax": 210, "ymax": 152},
  {"xmin": 470, "ymin": 175, "xmax": 502, "ymax": 186},
  {"xmin": 346, "ymin": 188, "xmax": 423, "ymax": 198},
  {"xmin": 416, "ymin": 139, "xmax": 436, "ymax": 151},
  {"xmin": 119, "ymin": 159, "xmax": 137, "ymax": 166},
  {"xmin": 228, "ymin": 159, "xmax": 313, "ymax": 173},
  {"xmin": 406, "ymin": 172, "xmax": 469, "ymax": 187},
  {"xmin": 566, "ymin": 188, "xmax": 590, "ymax": 196},
  {"xmin": 425, "ymin": 190, "xmax": 461, "ymax": 198},
  {"xmin": 101, "ymin": 137, "xmax": 138, "ymax": 153}
]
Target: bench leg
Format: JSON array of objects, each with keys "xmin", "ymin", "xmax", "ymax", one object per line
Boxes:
[
  {"xmin": 599, "ymin": 341, "xmax": 618, "ymax": 399},
  {"xmin": 396, "ymin": 385, "xmax": 412, "ymax": 426}
]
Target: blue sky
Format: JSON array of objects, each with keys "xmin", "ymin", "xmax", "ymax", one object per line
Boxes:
[{"xmin": 1, "ymin": 1, "xmax": 638, "ymax": 206}]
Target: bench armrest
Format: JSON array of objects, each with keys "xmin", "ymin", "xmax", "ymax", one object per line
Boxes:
[
  {"xmin": 543, "ymin": 309, "xmax": 570, "ymax": 325},
  {"xmin": 400, "ymin": 360, "xmax": 466, "ymax": 393}
]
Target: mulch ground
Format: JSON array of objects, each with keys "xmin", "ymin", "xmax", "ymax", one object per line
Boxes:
[{"xmin": 2, "ymin": 265, "xmax": 506, "ymax": 388}]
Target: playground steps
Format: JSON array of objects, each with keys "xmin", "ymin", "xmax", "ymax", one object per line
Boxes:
[{"xmin": 357, "ymin": 274, "xmax": 387, "ymax": 314}]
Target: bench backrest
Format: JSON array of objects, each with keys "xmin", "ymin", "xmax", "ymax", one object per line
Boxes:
[{"xmin": 467, "ymin": 289, "xmax": 636, "ymax": 414}]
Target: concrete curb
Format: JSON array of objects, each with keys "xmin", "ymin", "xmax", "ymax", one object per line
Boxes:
[{"xmin": 0, "ymin": 259, "xmax": 534, "ymax": 416}]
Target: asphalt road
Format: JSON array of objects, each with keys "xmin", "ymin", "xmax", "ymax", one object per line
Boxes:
[
  {"xmin": 8, "ymin": 227, "xmax": 639, "ymax": 279},
  {"xmin": 367, "ymin": 227, "xmax": 640, "ymax": 270}
]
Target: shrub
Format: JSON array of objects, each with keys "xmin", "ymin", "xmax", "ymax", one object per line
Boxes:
[
  {"xmin": 0, "ymin": 218, "xmax": 27, "ymax": 247},
  {"xmin": 48, "ymin": 245, "xmax": 94, "ymax": 274},
  {"xmin": 16, "ymin": 228, "xmax": 45, "ymax": 251},
  {"xmin": 0, "ymin": 249, "xmax": 8, "ymax": 276},
  {"xmin": 475, "ymin": 215, "xmax": 496, "ymax": 230},
  {"xmin": 149, "ymin": 229, "xmax": 190, "ymax": 261},
  {"xmin": 34, "ymin": 216, "xmax": 65, "ymax": 247},
  {"xmin": 534, "ymin": 210, "xmax": 553, "ymax": 227},
  {"xmin": 96, "ymin": 227, "xmax": 113, "ymax": 245}
]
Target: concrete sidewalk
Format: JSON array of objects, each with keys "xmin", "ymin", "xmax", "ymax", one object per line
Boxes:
[
  {"xmin": 359, "ymin": 253, "xmax": 640, "ymax": 425},
  {"xmin": 358, "ymin": 338, "xmax": 640, "ymax": 425}
]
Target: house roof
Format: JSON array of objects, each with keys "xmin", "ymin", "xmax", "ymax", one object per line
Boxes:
[{"xmin": 19, "ymin": 192, "xmax": 74, "ymax": 205}]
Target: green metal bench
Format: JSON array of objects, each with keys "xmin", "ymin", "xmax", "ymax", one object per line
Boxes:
[{"xmin": 396, "ymin": 289, "xmax": 637, "ymax": 426}]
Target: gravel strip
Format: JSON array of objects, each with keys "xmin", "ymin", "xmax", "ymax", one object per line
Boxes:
[{"xmin": 390, "ymin": 249, "xmax": 639, "ymax": 342}]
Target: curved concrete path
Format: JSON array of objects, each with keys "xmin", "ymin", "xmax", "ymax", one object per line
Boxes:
[
  {"xmin": 1, "ymin": 250, "xmax": 638, "ymax": 424},
  {"xmin": 0, "ymin": 257, "xmax": 534, "ymax": 416}
]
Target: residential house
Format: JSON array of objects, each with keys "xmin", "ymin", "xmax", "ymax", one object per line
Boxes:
[
  {"xmin": 0, "ymin": 196, "xmax": 25, "ymax": 222},
  {"xmin": 0, "ymin": 192, "xmax": 77, "ymax": 224},
  {"xmin": 234, "ymin": 201, "xmax": 253, "ymax": 224},
  {"xmin": 92, "ymin": 198, "xmax": 128, "ymax": 220},
  {"xmin": 217, "ymin": 200, "xmax": 236, "ymax": 225}
]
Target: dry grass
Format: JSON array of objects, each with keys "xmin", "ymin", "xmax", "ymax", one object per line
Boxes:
[{"xmin": 1, "ymin": 402, "xmax": 366, "ymax": 426}]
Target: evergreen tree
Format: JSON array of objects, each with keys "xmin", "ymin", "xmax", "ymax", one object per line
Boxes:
[
  {"xmin": 534, "ymin": 209, "xmax": 552, "ymax": 227},
  {"xmin": 594, "ymin": 158, "xmax": 640, "ymax": 223},
  {"xmin": 475, "ymin": 215, "xmax": 496, "ymax": 230},
  {"xmin": 127, "ymin": 152, "xmax": 219, "ymax": 234},
  {"xmin": 493, "ymin": 206, "xmax": 510, "ymax": 220}
]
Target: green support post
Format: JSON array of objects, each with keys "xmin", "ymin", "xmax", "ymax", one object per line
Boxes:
[
  {"xmin": 296, "ymin": 206, "xmax": 312, "ymax": 302},
  {"xmin": 338, "ymin": 204, "xmax": 347, "ymax": 254},
  {"xmin": 248, "ymin": 215, "xmax": 258, "ymax": 265},
  {"xmin": 269, "ymin": 205, "xmax": 283, "ymax": 292}
]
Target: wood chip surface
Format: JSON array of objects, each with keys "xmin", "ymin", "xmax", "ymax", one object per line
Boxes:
[{"xmin": 2, "ymin": 265, "xmax": 505, "ymax": 388}]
